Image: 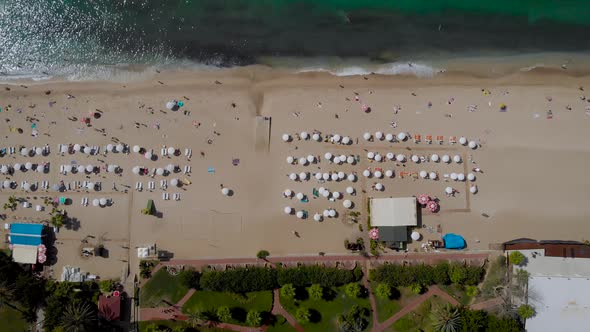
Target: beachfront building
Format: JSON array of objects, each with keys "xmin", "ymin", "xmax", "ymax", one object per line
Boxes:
[
  {"xmin": 7, "ymin": 223, "xmax": 46, "ymax": 264},
  {"xmin": 504, "ymin": 239, "xmax": 590, "ymax": 332},
  {"xmin": 369, "ymin": 197, "xmax": 417, "ymax": 249}
]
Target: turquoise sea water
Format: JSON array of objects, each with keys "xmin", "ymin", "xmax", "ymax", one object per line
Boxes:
[{"xmin": 1, "ymin": 0, "xmax": 590, "ymax": 80}]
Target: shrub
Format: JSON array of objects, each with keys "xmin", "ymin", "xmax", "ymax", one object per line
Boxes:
[
  {"xmin": 409, "ymin": 283, "xmax": 424, "ymax": 295},
  {"xmin": 99, "ymin": 279, "xmax": 115, "ymax": 294},
  {"xmin": 509, "ymin": 251, "xmax": 526, "ymax": 266},
  {"xmin": 375, "ymin": 283, "xmax": 392, "ymax": 299},
  {"xmin": 199, "ymin": 267, "xmax": 278, "ymax": 293},
  {"xmin": 338, "ymin": 305, "xmax": 369, "ymax": 332},
  {"xmin": 295, "ymin": 307, "xmax": 311, "ymax": 323},
  {"xmin": 517, "ymin": 304, "xmax": 535, "ymax": 319},
  {"xmin": 280, "ymin": 283, "xmax": 296, "ymax": 299},
  {"xmin": 257, "ymin": 250, "xmax": 270, "ymax": 260},
  {"xmin": 433, "ymin": 262, "xmax": 451, "ymax": 285},
  {"xmin": 308, "ymin": 284, "xmax": 323, "ymax": 300},
  {"xmin": 139, "ymin": 260, "xmax": 157, "ymax": 279},
  {"xmin": 465, "ymin": 285, "xmax": 479, "ymax": 297},
  {"xmin": 277, "ymin": 265, "xmax": 359, "ymax": 287},
  {"xmin": 371, "ymin": 262, "xmax": 484, "ymax": 287},
  {"xmin": 345, "ymin": 283, "xmax": 362, "ymax": 298},
  {"xmin": 449, "ymin": 263, "xmax": 468, "ymax": 285},
  {"xmin": 178, "ymin": 268, "xmax": 201, "ymax": 289},
  {"xmin": 217, "ymin": 306, "xmax": 232, "ymax": 322},
  {"xmin": 246, "ymin": 310, "xmax": 262, "ymax": 326}
]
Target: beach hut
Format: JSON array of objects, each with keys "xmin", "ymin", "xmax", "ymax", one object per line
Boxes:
[
  {"xmin": 467, "ymin": 173, "xmax": 476, "ymax": 181},
  {"xmin": 84, "ymin": 146, "xmax": 92, "ymax": 154},
  {"xmin": 375, "ymin": 131, "xmax": 383, "ymax": 140},
  {"xmin": 331, "ymin": 173, "xmax": 339, "ymax": 181},
  {"xmin": 346, "ymin": 186, "xmax": 355, "ymax": 194},
  {"xmin": 385, "ymin": 133, "xmax": 393, "ymax": 142},
  {"xmin": 375, "ymin": 154, "xmax": 382, "ymax": 162},
  {"xmin": 156, "ymin": 168, "xmax": 164, "ymax": 176},
  {"xmin": 375, "ymin": 183, "xmax": 384, "ymax": 191},
  {"xmin": 322, "ymin": 173, "xmax": 330, "ymax": 181},
  {"xmin": 329, "ymin": 209, "xmax": 337, "ymax": 217},
  {"xmin": 396, "ymin": 154, "xmax": 406, "ymax": 162},
  {"xmin": 282, "ymin": 134, "xmax": 291, "ymax": 142},
  {"xmin": 453, "ymin": 155, "xmax": 462, "ymax": 163},
  {"xmin": 342, "ymin": 136, "xmax": 351, "ymax": 145},
  {"xmin": 343, "ymin": 200, "xmax": 352, "ymax": 208},
  {"xmin": 299, "ymin": 157, "xmax": 308, "ymax": 166},
  {"xmin": 363, "ymin": 170, "xmax": 371, "ymax": 178},
  {"xmin": 431, "ymin": 154, "xmax": 440, "ymax": 162},
  {"xmin": 385, "ymin": 170, "xmax": 393, "ymax": 178},
  {"xmin": 397, "ymin": 132, "xmax": 407, "ymax": 141},
  {"xmin": 116, "ymin": 144, "xmax": 124, "ymax": 153},
  {"xmin": 459, "ymin": 137, "xmax": 467, "ymax": 145},
  {"xmin": 445, "ymin": 187, "xmax": 453, "ymax": 194},
  {"xmin": 221, "ymin": 188, "xmax": 230, "ymax": 196},
  {"xmin": 106, "ymin": 144, "xmax": 114, "ymax": 152},
  {"xmin": 92, "ymin": 199, "xmax": 99, "ymax": 207},
  {"xmin": 457, "ymin": 173, "xmax": 465, "ymax": 181},
  {"xmin": 132, "ymin": 166, "xmax": 140, "ymax": 175},
  {"xmin": 386, "ymin": 152, "xmax": 394, "ymax": 160},
  {"xmin": 363, "ymin": 132, "xmax": 372, "ymax": 141},
  {"xmin": 450, "ymin": 173, "xmax": 458, "ymax": 181},
  {"xmin": 374, "ymin": 171, "xmax": 383, "ymax": 178},
  {"xmin": 367, "ymin": 152, "xmax": 375, "ymax": 159},
  {"xmin": 300, "ymin": 131, "xmax": 309, "ymax": 140},
  {"xmin": 167, "ymin": 147, "xmax": 176, "ymax": 155},
  {"xmin": 348, "ymin": 173, "xmax": 356, "ymax": 182},
  {"xmin": 470, "ymin": 185, "xmax": 478, "ymax": 194},
  {"xmin": 99, "ymin": 198, "xmax": 107, "ymax": 206},
  {"xmin": 77, "ymin": 165, "xmax": 85, "ymax": 173},
  {"xmin": 429, "ymin": 172, "xmax": 437, "ymax": 180},
  {"xmin": 132, "ymin": 145, "xmax": 140, "ymax": 153},
  {"xmin": 468, "ymin": 141, "xmax": 478, "ymax": 149},
  {"xmin": 347, "ymin": 156, "xmax": 355, "ymax": 164},
  {"xmin": 332, "ymin": 134, "xmax": 341, "ymax": 143},
  {"xmin": 307, "ymin": 155, "xmax": 315, "ymax": 163},
  {"xmin": 442, "ymin": 155, "xmax": 451, "ymax": 163},
  {"xmin": 299, "ymin": 172, "xmax": 308, "ymax": 181},
  {"xmin": 411, "ymin": 155, "xmax": 419, "ymax": 163},
  {"xmin": 25, "ymin": 162, "xmax": 33, "ymax": 170},
  {"xmin": 296, "ymin": 211, "xmax": 304, "ymax": 219},
  {"xmin": 324, "ymin": 152, "xmax": 333, "ymax": 161},
  {"xmin": 313, "ymin": 213, "xmax": 322, "ymax": 222},
  {"xmin": 289, "ymin": 173, "xmax": 298, "ymax": 181},
  {"xmin": 144, "ymin": 151, "xmax": 152, "ymax": 160},
  {"xmin": 86, "ymin": 165, "xmax": 94, "ymax": 173},
  {"xmin": 419, "ymin": 171, "xmax": 428, "ymax": 178},
  {"xmin": 312, "ymin": 133, "xmax": 321, "ymax": 141},
  {"xmin": 411, "ymin": 231, "xmax": 421, "ymax": 241}
]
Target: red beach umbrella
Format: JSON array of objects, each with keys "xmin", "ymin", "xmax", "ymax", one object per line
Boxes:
[{"xmin": 418, "ymin": 194, "xmax": 430, "ymax": 205}]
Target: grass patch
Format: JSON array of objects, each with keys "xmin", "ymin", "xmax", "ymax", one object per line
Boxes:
[
  {"xmin": 439, "ymin": 284, "xmax": 473, "ymax": 306},
  {"xmin": 140, "ymin": 268, "xmax": 189, "ymax": 308},
  {"xmin": 372, "ymin": 285, "xmax": 420, "ymax": 323},
  {"xmin": 182, "ymin": 290, "xmax": 273, "ymax": 314},
  {"xmin": 280, "ymin": 285, "xmax": 372, "ymax": 332},
  {"xmin": 266, "ymin": 315, "xmax": 298, "ymax": 332},
  {"xmin": 0, "ymin": 306, "xmax": 28, "ymax": 332},
  {"xmin": 138, "ymin": 320, "xmax": 231, "ymax": 331},
  {"xmin": 391, "ymin": 295, "xmax": 447, "ymax": 332},
  {"xmin": 480, "ymin": 255, "xmax": 507, "ymax": 300}
]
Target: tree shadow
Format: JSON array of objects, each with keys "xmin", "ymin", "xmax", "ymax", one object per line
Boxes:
[
  {"xmin": 64, "ymin": 217, "xmax": 81, "ymax": 231},
  {"xmin": 309, "ymin": 309, "xmax": 322, "ymax": 323},
  {"xmin": 294, "ymin": 287, "xmax": 309, "ymax": 301},
  {"xmin": 231, "ymin": 307, "xmax": 247, "ymax": 322},
  {"xmin": 323, "ymin": 287, "xmax": 337, "ymax": 301},
  {"xmin": 389, "ymin": 287, "xmax": 401, "ymax": 300}
]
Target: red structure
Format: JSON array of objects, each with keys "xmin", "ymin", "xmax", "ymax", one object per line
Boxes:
[{"xmin": 98, "ymin": 295, "xmax": 121, "ymax": 321}]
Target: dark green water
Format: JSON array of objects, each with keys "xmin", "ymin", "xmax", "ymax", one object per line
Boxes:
[{"xmin": 1, "ymin": 0, "xmax": 590, "ymax": 79}]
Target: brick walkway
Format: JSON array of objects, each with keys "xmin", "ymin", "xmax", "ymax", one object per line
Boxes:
[
  {"xmin": 364, "ymin": 260, "xmax": 379, "ymax": 328},
  {"xmin": 271, "ymin": 289, "xmax": 305, "ymax": 332},
  {"xmin": 372, "ymin": 285, "xmax": 459, "ymax": 332}
]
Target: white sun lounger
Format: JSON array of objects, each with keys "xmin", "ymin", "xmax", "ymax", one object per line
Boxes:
[{"xmin": 161, "ymin": 148, "xmax": 167, "ymax": 156}]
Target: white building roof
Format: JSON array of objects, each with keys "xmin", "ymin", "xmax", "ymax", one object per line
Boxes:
[
  {"xmin": 11, "ymin": 244, "xmax": 38, "ymax": 264},
  {"xmin": 370, "ymin": 197, "xmax": 417, "ymax": 227}
]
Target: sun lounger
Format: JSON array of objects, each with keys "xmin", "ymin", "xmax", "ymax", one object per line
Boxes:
[
  {"xmin": 174, "ymin": 193, "xmax": 180, "ymax": 201},
  {"xmin": 183, "ymin": 166, "xmax": 188, "ymax": 174},
  {"xmin": 161, "ymin": 148, "xmax": 167, "ymax": 156},
  {"xmin": 187, "ymin": 149, "xmax": 192, "ymax": 159},
  {"xmin": 149, "ymin": 181, "xmax": 155, "ymax": 190},
  {"xmin": 414, "ymin": 134, "xmax": 421, "ymax": 143},
  {"xmin": 449, "ymin": 136, "xmax": 457, "ymax": 144},
  {"xmin": 425, "ymin": 135, "xmax": 433, "ymax": 144},
  {"xmin": 81, "ymin": 198, "xmax": 85, "ymax": 206},
  {"xmin": 437, "ymin": 136, "xmax": 444, "ymax": 144}
]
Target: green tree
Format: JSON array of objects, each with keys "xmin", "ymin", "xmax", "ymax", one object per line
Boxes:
[
  {"xmin": 459, "ymin": 308, "xmax": 487, "ymax": 332},
  {"xmin": 246, "ymin": 310, "xmax": 262, "ymax": 326},
  {"xmin": 50, "ymin": 212, "xmax": 65, "ymax": 229},
  {"xmin": 515, "ymin": 269, "xmax": 530, "ymax": 285},
  {"xmin": 217, "ymin": 306, "xmax": 232, "ymax": 322},
  {"xmin": 295, "ymin": 307, "xmax": 311, "ymax": 324},
  {"xmin": 308, "ymin": 284, "xmax": 323, "ymax": 300},
  {"xmin": 375, "ymin": 283, "xmax": 392, "ymax": 299},
  {"xmin": 98, "ymin": 280, "xmax": 114, "ymax": 294},
  {"xmin": 517, "ymin": 304, "xmax": 535, "ymax": 319},
  {"xmin": 187, "ymin": 310, "xmax": 208, "ymax": 327},
  {"xmin": 280, "ymin": 283, "xmax": 296, "ymax": 299},
  {"xmin": 345, "ymin": 283, "xmax": 362, "ymax": 298},
  {"xmin": 60, "ymin": 301, "xmax": 97, "ymax": 332},
  {"xmin": 257, "ymin": 250, "xmax": 270, "ymax": 260},
  {"xmin": 178, "ymin": 268, "xmax": 200, "ymax": 289},
  {"xmin": 431, "ymin": 304, "xmax": 461, "ymax": 332},
  {"xmin": 465, "ymin": 285, "xmax": 479, "ymax": 297},
  {"xmin": 449, "ymin": 264, "xmax": 467, "ymax": 285},
  {"xmin": 409, "ymin": 283, "xmax": 424, "ymax": 295},
  {"xmin": 509, "ymin": 251, "xmax": 526, "ymax": 266}
]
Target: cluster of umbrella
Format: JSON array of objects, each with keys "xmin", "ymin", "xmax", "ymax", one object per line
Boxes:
[
  {"xmin": 445, "ymin": 185, "xmax": 478, "ymax": 195},
  {"xmin": 132, "ymin": 164, "xmax": 177, "ymax": 176},
  {"xmin": 449, "ymin": 172, "xmax": 476, "ymax": 182},
  {"xmin": 417, "ymin": 194, "xmax": 439, "ymax": 213},
  {"xmin": 362, "ymin": 169, "xmax": 395, "ymax": 179},
  {"xmin": 19, "ymin": 147, "xmax": 47, "ymax": 157},
  {"xmin": 289, "ymin": 171, "xmax": 358, "ymax": 183},
  {"xmin": 91, "ymin": 198, "xmax": 110, "ymax": 207},
  {"xmin": 363, "ymin": 131, "xmax": 408, "ymax": 142},
  {"xmin": 458, "ymin": 137, "xmax": 479, "ymax": 149},
  {"xmin": 282, "ymin": 132, "xmax": 354, "ymax": 145},
  {"xmin": 104, "ymin": 144, "xmax": 126, "ymax": 153},
  {"xmin": 37, "ymin": 244, "xmax": 47, "ymax": 264},
  {"xmin": 221, "ymin": 187, "xmax": 232, "ymax": 196},
  {"xmin": 324, "ymin": 153, "xmax": 357, "ymax": 165},
  {"xmin": 1, "ymin": 162, "xmax": 42, "ymax": 173}
]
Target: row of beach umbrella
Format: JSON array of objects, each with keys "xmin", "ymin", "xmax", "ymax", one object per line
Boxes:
[
  {"xmin": 367, "ymin": 152, "xmax": 462, "ymax": 164},
  {"xmin": 289, "ymin": 171, "xmax": 357, "ymax": 182}
]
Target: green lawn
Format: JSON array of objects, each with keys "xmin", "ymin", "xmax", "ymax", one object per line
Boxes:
[
  {"xmin": 138, "ymin": 320, "xmax": 231, "ymax": 331},
  {"xmin": 266, "ymin": 315, "xmax": 298, "ymax": 332},
  {"xmin": 392, "ymin": 295, "xmax": 448, "ymax": 332},
  {"xmin": 280, "ymin": 285, "xmax": 372, "ymax": 332},
  {"xmin": 0, "ymin": 307, "xmax": 28, "ymax": 332},
  {"xmin": 439, "ymin": 284, "xmax": 473, "ymax": 306},
  {"xmin": 140, "ymin": 268, "xmax": 190, "ymax": 308},
  {"xmin": 372, "ymin": 285, "xmax": 420, "ymax": 323}
]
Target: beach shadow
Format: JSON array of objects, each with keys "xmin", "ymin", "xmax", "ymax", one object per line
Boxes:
[
  {"xmin": 309, "ymin": 309, "xmax": 321, "ymax": 323},
  {"xmin": 65, "ymin": 217, "xmax": 81, "ymax": 231},
  {"xmin": 416, "ymin": 204, "xmax": 423, "ymax": 227}
]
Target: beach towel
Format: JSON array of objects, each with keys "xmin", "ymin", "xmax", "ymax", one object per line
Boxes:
[{"xmin": 208, "ymin": 167, "xmax": 215, "ymax": 173}]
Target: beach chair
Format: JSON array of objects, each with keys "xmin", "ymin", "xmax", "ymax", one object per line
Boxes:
[
  {"xmin": 414, "ymin": 134, "xmax": 421, "ymax": 143},
  {"xmin": 313, "ymin": 188, "xmax": 319, "ymax": 197},
  {"xmin": 437, "ymin": 136, "xmax": 444, "ymax": 144},
  {"xmin": 162, "ymin": 192, "xmax": 167, "ymax": 200},
  {"xmin": 187, "ymin": 166, "xmax": 191, "ymax": 173},
  {"xmin": 425, "ymin": 135, "xmax": 433, "ymax": 144},
  {"xmin": 449, "ymin": 136, "xmax": 457, "ymax": 144},
  {"xmin": 161, "ymin": 148, "xmax": 167, "ymax": 156},
  {"xmin": 162, "ymin": 180, "xmax": 167, "ymax": 189},
  {"xmin": 60, "ymin": 165, "xmax": 65, "ymax": 174},
  {"xmin": 187, "ymin": 149, "xmax": 192, "ymax": 159},
  {"xmin": 208, "ymin": 167, "xmax": 215, "ymax": 173}
]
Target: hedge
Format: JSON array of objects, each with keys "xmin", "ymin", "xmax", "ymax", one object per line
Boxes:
[
  {"xmin": 370, "ymin": 262, "xmax": 484, "ymax": 287},
  {"xmin": 277, "ymin": 265, "xmax": 361, "ymax": 287}
]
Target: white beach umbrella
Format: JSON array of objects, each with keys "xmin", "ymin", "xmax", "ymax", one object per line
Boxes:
[
  {"xmin": 332, "ymin": 134, "xmax": 341, "ymax": 143},
  {"xmin": 457, "ymin": 173, "xmax": 466, "ymax": 181},
  {"xmin": 322, "ymin": 173, "xmax": 330, "ymax": 181},
  {"xmin": 300, "ymin": 131, "xmax": 309, "ymax": 140},
  {"xmin": 14, "ymin": 163, "xmax": 21, "ymax": 171},
  {"xmin": 296, "ymin": 192, "xmax": 304, "ymax": 200},
  {"xmin": 342, "ymin": 136, "xmax": 351, "ymax": 145},
  {"xmin": 166, "ymin": 164, "xmax": 175, "ymax": 172},
  {"xmin": 21, "ymin": 148, "xmax": 29, "ymax": 156},
  {"xmin": 386, "ymin": 152, "xmax": 394, "ymax": 160},
  {"xmin": 99, "ymin": 198, "xmax": 107, "ymax": 206},
  {"xmin": 375, "ymin": 154, "xmax": 382, "ymax": 162},
  {"xmin": 338, "ymin": 155, "xmax": 347, "ymax": 163},
  {"xmin": 323, "ymin": 209, "xmax": 330, "ymax": 217},
  {"xmin": 468, "ymin": 141, "xmax": 478, "ymax": 149},
  {"xmin": 3, "ymin": 180, "xmax": 11, "ymax": 188},
  {"xmin": 35, "ymin": 147, "xmax": 43, "ymax": 155},
  {"xmin": 296, "ymin": 211, "xmax": 304, "ymax": 219},
  {"xmin": 442, "ymin": 155, "xmax": 450, "ymax": 163},
  {"xmin": 299, "ymin": 157, "xmax": 308, "ymax": 166},
  {"xmin": 284, "ymin": 189, "xmax": 292, "ymax": 197},
  {"xmin": 363, "ymin": 169, "xmax": 371, "ymax": 178},
  {"xmin": 222, "ymin": 188, "xmax": 230, "ymax": 196},
  {"xmin": 348, "ymin": 173, "xmax": 356, "ymax": 182},
  {"xmin": 346, "ymin": 186, "xmax": 355, "ymax": 194},
  {"xmin": 286, "ymin": 156, "xmax": 294, "ymax": 164},
  {"xmin": 343, "ymin": 200, "xmax": 352, "ymax": 209},
  {"xmin": 312, "ymin": 133, "xmax": 321, "ymax": 141},
  {"xmin": 289, "ymin": 173, "xmax": 298, "ymax": 181},
  {"xmin": 347, "ymin": 156, "xmax": 355, "ymax": 164},
  {"xmin": 374, "ymin": 171, "xmax": 383, "ymax": 178},
  {"xmin": 385, "ymin": 133, "xmax": 393, "ymax": 142},
  {"xmin": 166, "ymin": 101, "xmax": 176, "ymax": 110},
  {"xmin": 144, "ymin": 151, "xmax": 152, "ymax": 160},
  {"xmin": 37, "ymin": 165, "xmax": 44, "ymax": 173},
  {"xmin": 25, "ymin": 162, "xmax": 33, "ymax": 170},
  {"xmin": 170, "ymin": 178, "xmax": 179, "ymax": 187},
  {"xmin": 430, "ymin": 172, "xmax": 438, "ymax": 180},
  {"xmin": 396, "ymin": 154, "xmax": 406, "ymax": 162},
  {"xmin": 375, "ymin": 183, "xmax": 384, "ymax": 191},
  {"xmin": 445, "ymin": 187, "xmax": 453, "ymax": 194},
  {"xmin": 459, "ymin": 137, "xmax": 467, "ymax": 145},
  {"xmin": 116, "ymin": 144, "xmax": 124, "ymax": 152},
  {"xmin": 367, "ymin": 152, "xmax": 375, "ymax": 159},
  {"xmin": 84, "ymin": 146, "xmax": 91, "ymax": 154},
  {"xmin": 318, "ymin": 187, "xmax": 326, "ymax": 194},
  {"xmin": 167, "ymin": 147, "xmax": 176, "ymax": 155},
  {"xmin": 282, "ymin": 134, "xmax": 291, "ymax": 142},
  {"xmin": 397, "ymin": 132, "xmax": 407, "ymax": 141},
  {"xmin": 23, "ymin": 183, "xmax": 31, "ymax": 191},
  {"xmin": 107, "ymin": 164, "xmax": 116, "ymax": 173},
  {"xmin": 411, "ymin": 155, "xmax": 419, "ymax": 163},
  {"xmin": 133, "ymin": 145, "xmax": 140, "ymax": 153},
  {"xmin": 363, "ymin": 132, "xmax": 372, "ymax": 141},
  {"xmin": 467, "ymin": 173, "xmax": 476, "ymax": 181},
  {"xmin": 314, "ymin": 213, "xmax": 322, "ymax": 222},
  {"xmin": 106, "ymin": 144, "xmax": 114, "ymax": 152},
  {"xmin": 329, "ymin": 209, "xmax": 337, "ymax": 217},
  {"xmin": 431, "ymin": 154, "xmax": 440, "ymax": 162},
  {"xmin": 375, "ymin": 131, "xmax": 383, "ymax": 140},
  {"xmin": 333, "ymin": 191, "xmax": 341, "ymax": 199},
  {"xmin": 411, "ymin": 231, "xmax": 421, "ymax": 241},
  {"xmin": 86, "ymin": 164, "xmax": 94, "ymax": 173},
  {"xmin": 0, "ymin": 165, "xmax": 7, "ymax": 174},
  {"xmin": 307, "ymin": 155, "xmax": 315, "ymax": 163},
  {"xmin": 87, "ymin": 182, "xmax": 95, "ymax": 190},
  {"xmin": 314, "ymin": 172, "xmax": 322, "ymax": 180},
  {"xmin": 92, "ymin": 199, "xmax": 99, "ymax": 207},
  {"xmin": 450, "ymin": 173, "xmax": 458, "ymax": 181},
  {"xmin": 156, "ymin": 168, "xmax": 164, "ymax": 176},
  {"xmin": 132, "ymin": 166, "xmax": 140, "ymax": 175},
  {"xmin": 324, "ymin": 152, "xmax": 333, "ymax": 161},
  {"xmin": 299, "ymin": 172, "xmax": 308, "ymax": 180},
  {"xmin": 385, "ymin": 170, "xmax": 393, "ymax": 178},
  {"xmin": 322, "ymin": 190, "xmax": 330, "ymax": 198},
  {"xmin": 419, "ymin": 170, "xmax": 428, "ymax": 178},
  {"xmin": 338, "ymin": 171, "xmax": 345, "ymax": 180},
  {"xmin": 331, "ymin": 173, "xmax": 339, "ymax": 181},
  {"xmin": 73, "ymin": 144, "xmax": 81, "ymax": 152},
  {"xmin": 453, "ymin": 155, "xmax": 462, "ymax": 163},
  {"xmin": 470, "ymin": 185, "xmax": 478, "ymax": 194},
  {"xmin": 77, "ymin": 165, "xmax": 85, "ymax": 173}
]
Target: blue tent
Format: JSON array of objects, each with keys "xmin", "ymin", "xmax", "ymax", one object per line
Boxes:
[
  {"xmin": 443, "ymin": 233, "xmax": 466, "ymax": 249},
  {"xmin": 9, "ymin": 223, "xmax": 44, "ymax": 246}
]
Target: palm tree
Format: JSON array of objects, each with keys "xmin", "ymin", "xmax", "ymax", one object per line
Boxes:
[
  {"xmin": 0, "ymin": 280, "xmax": 23, "ymax": 314},
  {"xmin": 186, "ymin": 310, "xmax": 207, "ymax": 328},
  {"xmin": 61, "ymin": 301, "xmax": 97, "ymax": 332},
  {"xmin": 430, "ymin": 304, "xmax": 461, "ymax": 332}
]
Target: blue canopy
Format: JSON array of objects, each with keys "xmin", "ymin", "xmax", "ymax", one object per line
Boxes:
[
  {"xmin": 443, "ymin": 233, "xmax": 466, "ymax": 249},
  {"xmin": 9, "ymin": 223, "xmax": 44, "ymax": 246}
]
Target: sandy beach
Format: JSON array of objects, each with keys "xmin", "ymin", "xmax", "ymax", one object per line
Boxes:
[{"xmin": 1, "ymin": 68, "xmax": 590, "ymax": 280}]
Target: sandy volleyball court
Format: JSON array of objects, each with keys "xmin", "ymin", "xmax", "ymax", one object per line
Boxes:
[{"xmin": 1, "ymin": 70, "xmax": 590, "ymax": 280}]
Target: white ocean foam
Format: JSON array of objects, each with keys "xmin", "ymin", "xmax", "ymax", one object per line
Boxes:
[{"xmin": 297, "ymin": 62, "xmax": 441, "ymax": 78}]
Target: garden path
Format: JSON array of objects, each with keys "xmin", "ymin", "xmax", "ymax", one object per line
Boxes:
[{"xmin": 271, "ymin": 289, "xmax": 305, "ymax": 332}]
